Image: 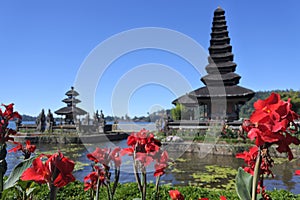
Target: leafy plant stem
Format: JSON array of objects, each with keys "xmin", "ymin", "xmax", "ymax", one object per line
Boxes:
[
  {"xmin": 49, "ymin": 166, "xmax": 60, "ymax": 200},
  {"xmin": 133, "ymin": 150, "xmax": 142, "ymax": 193},
  {"xmin": 0, "ymin": 141, "xmax": 7, "ymax": 199},
  {"xmin": 95, "ymin": 175, "xmax": 101, "ymax": 200},
  {"xmin": 142, "ymin": 168, "xmax": 147, "ymax": 200},
  {"xmin": 49, "ymin": 184, "xmax": 58, "ymax": 200},
  {"xmin": 252, "ymin": 148, "xmax": 262, "ymax": 200},
  {"xmin": 155, "ymin": 175, "xmax": 161, "ymax": 199},
  {"xmin": 0, "ymin": 170, "xmax": 3, "ymax": 198},
  {"xmin": 105, "ymin": 168, "xmax": 112, "ymax": 200},
  {"xmin": 111, "ymin": 167, "xmax": 120, "ymax": 199}
]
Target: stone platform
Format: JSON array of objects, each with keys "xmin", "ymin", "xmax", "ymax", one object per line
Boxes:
[
  {"xmin": 12, "ymin": 132, "xmax": 129, "ymax": 144},
  {"xmin": 162, "ymin": 142, "xmax": 300, "ymax": 157}
]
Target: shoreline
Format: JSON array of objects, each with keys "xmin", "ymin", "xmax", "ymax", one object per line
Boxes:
[
  {"xmin": 12, "ymin": 133, "xmax": 300, "ymax": 158},
  {"xmin": 13, "ymin": 132, "xmax": 129, "ymax": 144}
]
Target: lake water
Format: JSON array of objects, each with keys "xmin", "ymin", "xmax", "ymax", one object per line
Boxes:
[
  {"xmin": 6, "ymin": 121, "xmax": 300, "ymax": 194},
  {"xmin": 5, "ymin": 140, "xmax": 300, "ymax": 194}
]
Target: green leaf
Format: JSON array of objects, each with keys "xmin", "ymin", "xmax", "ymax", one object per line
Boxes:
[
  {"xmin": 4, "ymin": 156, "xmax": 36, "ymax": 190},
  {"xmin": 26, "ymin": 187, "xmax": 36, "ymax": 196},
  {"xmin": 235, "ymin": 167, "xmax": 253, "ymax": 200},
  {"xmin": 14, "ymin": 185, "xmax": 23, "ymax": 193}
]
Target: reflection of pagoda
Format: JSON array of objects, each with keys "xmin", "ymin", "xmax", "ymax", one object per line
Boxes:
[
  {"xmin": 173, "ymin": 7, "xmax": 255, "ymax": 121},
  {"xmin": 55, "ymin": 86, "xmax": 87, "ymax": 124}
]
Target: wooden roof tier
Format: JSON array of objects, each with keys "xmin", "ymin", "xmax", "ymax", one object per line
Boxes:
[
  {"xmin": 62, "ymin": 98, "xmax": 81, "ymax": 104},
  {"xmin": 173, "ymin": 85, "xmax": 255, "ymax": 105},
  {"xmin": 54, "ymin": 106, "xmax": 87, "ymax": 115},
  {"xmin": 65, "ymin": 86, "xmax": 79, "ymax": 96}
]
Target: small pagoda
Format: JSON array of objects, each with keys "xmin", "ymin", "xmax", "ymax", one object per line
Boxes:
[
  {"xmin": 55, "ymin": 86, "xmax": 87, "ymax": 124},
  {"xmin": 173, "ymin": 7, "xmax": 255, "ymax": 121}
]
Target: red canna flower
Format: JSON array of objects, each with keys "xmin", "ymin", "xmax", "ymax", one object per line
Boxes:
[
  {"xmin": 0, "ymin": 103, "xmax": 22, "ymax": 142},
  {"xmin": 243, "ymin": 93, "xmax": 300, "ymax": 160},
  {"xmin": 121, "ymin": 129, "xmax": 162, "ymax": 166},
  {"xmin": 25, "ymin": 140, "xmax": 36, "ymax": 153},
  {"xmin": 87, "ymin": 147, "xmax": 122, "ymax": 169},
  {"xmin": 154, "ymin": 150, "xmax": 169, "ymax": 177},
  {"xmin": 247, "ymin": 127, "xmax": 280, "ymax": 147},
  {"xmin": 256, "ymin": 182, "xmax": 267, "ymax": 195},
  {"xmin": 242, "ymin": 119, "xmax": 255, "ymax": 132},
  {"xmin": 8, "ymin": 141, "xmax": 23, "ymax": 153},
  {"xmin": 84, "ymin": 166, "xmax": 106, "ymax": 191},
  {"xmin": 295, "ymin": 170, "xmax": 300, "ymax": 175},
  {"xmin": 0, "ymin": 103, "xmax": 22, "ymax": 122},
  {"xmin": 145, "ymin": 133, "xmax": 161, "ymax": 153},
  {"xmin": 239, "ymin": 93, "xmax": 300, "ymax": 198},
  {"xmin": 21, "ymin": 152, "xmax": 75, "ymax": 188},
  {"xmin": 248, "ymin": 93, "xmax": 299, "ymax": 134},
  {"xmin": 110, "ymin": 147, "xmax": 122, "ymax": 167},
  {"xmin": 251, "ymin": 93, "xmax": 298, "ymax": 127},
  {"xmin": 87, "ymin": 147, "xmax": 110, "ymax": 167},
  {"xmin": 169, "ymin": 190, "xmax": 184, "ymax": 200},
  {"xmin": 84, "ymin": 171, "xmax": 98, "ymax": 191},
  {"xmin": 275, "ymin": 131, "xmax": 300, "ymax": 160},
  {"xmin": 125, "ymin": 129, "xmax": 167, "ymax": 199},
  {"xmin": 9, "ymin": 140, "xmax": 36, "ymax": 159},
  {"xmin": 126, "ymin": 129, "xmax": 149, "ymax": 147},
  {"xmin": 199, "ymin": 196, "xmax": 227, "ymax": 200},
  {"xmin": 135, "ymin": 152, "xmax": 153, "ymax": 167},
  {"xmin": 120, "ymin": 147, "xmax": 134, "ymax": 156},
  {"xmin": 9, "ymin": 140, "xmax": 36, "ymax": 153},
  {"xmin": 236, "ymin": 146, "xmax": 273, "ymax": 176},
  {"xmin": 122, "ymin": 129, "xmax": 161, "ymax": 155},
  {"xmin": 121, "ymin": 129, "xmax": 165, "ymax": 172},
  {"xmin": 236, "ymin": 146, "xmax": 258, "ymax": 175}
]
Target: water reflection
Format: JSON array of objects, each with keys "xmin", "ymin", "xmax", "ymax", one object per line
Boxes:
[
  {"xmin": 5, "ymin": 142, "xmax": 300, "ymax": 194},
  {"xmin": 265, "ymin": 158, "xmax": 300, "ymax": 194},
  {"xmin": 166, "ymin": 153, "xmax": 243, "ymax": 186}
]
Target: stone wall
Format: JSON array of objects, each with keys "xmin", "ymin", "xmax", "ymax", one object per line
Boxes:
[{"xmin": 162, "ymin": 142, "xmax": 300, "ymax": 158}]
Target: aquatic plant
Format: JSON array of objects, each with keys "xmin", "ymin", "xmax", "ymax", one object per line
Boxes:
[{"xmin": 191, "ymin": 165, "xmax": 237, "ymax": 190}]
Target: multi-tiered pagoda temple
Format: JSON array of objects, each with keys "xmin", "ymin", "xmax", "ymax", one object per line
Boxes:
[
  {"xmin": 55, "ymin": 86, "xmax": 87, "ymax": 124},
  {"xmin": 173, "ymin": 7, "xmax": 255, "ymax": 121}
]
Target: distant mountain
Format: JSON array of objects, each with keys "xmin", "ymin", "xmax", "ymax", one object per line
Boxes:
[
  {"xmin": 20, "ymin": 114, "xmax": 36, "ymax": 121},
  {"xmin": 19, "ymin": 90, "xmax": 299, "ymax": 122}
]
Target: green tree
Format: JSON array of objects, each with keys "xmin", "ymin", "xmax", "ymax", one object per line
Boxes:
[
  {"xmin": 278, "ymin": 89, "xmax": 300, "ymax": 114},
  {"xmin": 239, "ymin": 89, "xmax": 300, "ymax": 119},
  {"xmin": 171, "ymin": 104, "xmax": 184, "ymax": 120}
]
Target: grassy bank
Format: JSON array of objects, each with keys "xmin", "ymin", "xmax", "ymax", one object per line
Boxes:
[{"xmin": 2, "ymin": 181, "xmax": 300, "ymax": 200}]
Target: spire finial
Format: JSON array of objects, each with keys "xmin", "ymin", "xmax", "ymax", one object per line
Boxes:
[{"xmin": 214, "ymin": 6, "xmax": 224, "ymax": 14}]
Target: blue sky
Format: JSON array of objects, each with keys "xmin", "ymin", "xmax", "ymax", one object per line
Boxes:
[{"xmin": 0, "ymin": 1, "xmax": 299, "ymax": 117}]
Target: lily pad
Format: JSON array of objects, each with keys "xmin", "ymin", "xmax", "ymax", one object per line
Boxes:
[{"xmin": 74, "ymin": 161, "xmax": 89, "ymax": 171}]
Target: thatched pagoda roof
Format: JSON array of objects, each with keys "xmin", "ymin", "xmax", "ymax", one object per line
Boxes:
[
  {"xmin": 54, "ymin": 106, "xmax": 87, "ymax": 115},
  {"xmin": 62, "ymin": 98, "xmax": 81, "ymax": 104},
  {"xmin": 65, "ymin": 86, "xmax": 79, "ymax": 96},
  {"xmin": 55, "ymin": 86, "xmax": 87, "ymax": 117}
]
